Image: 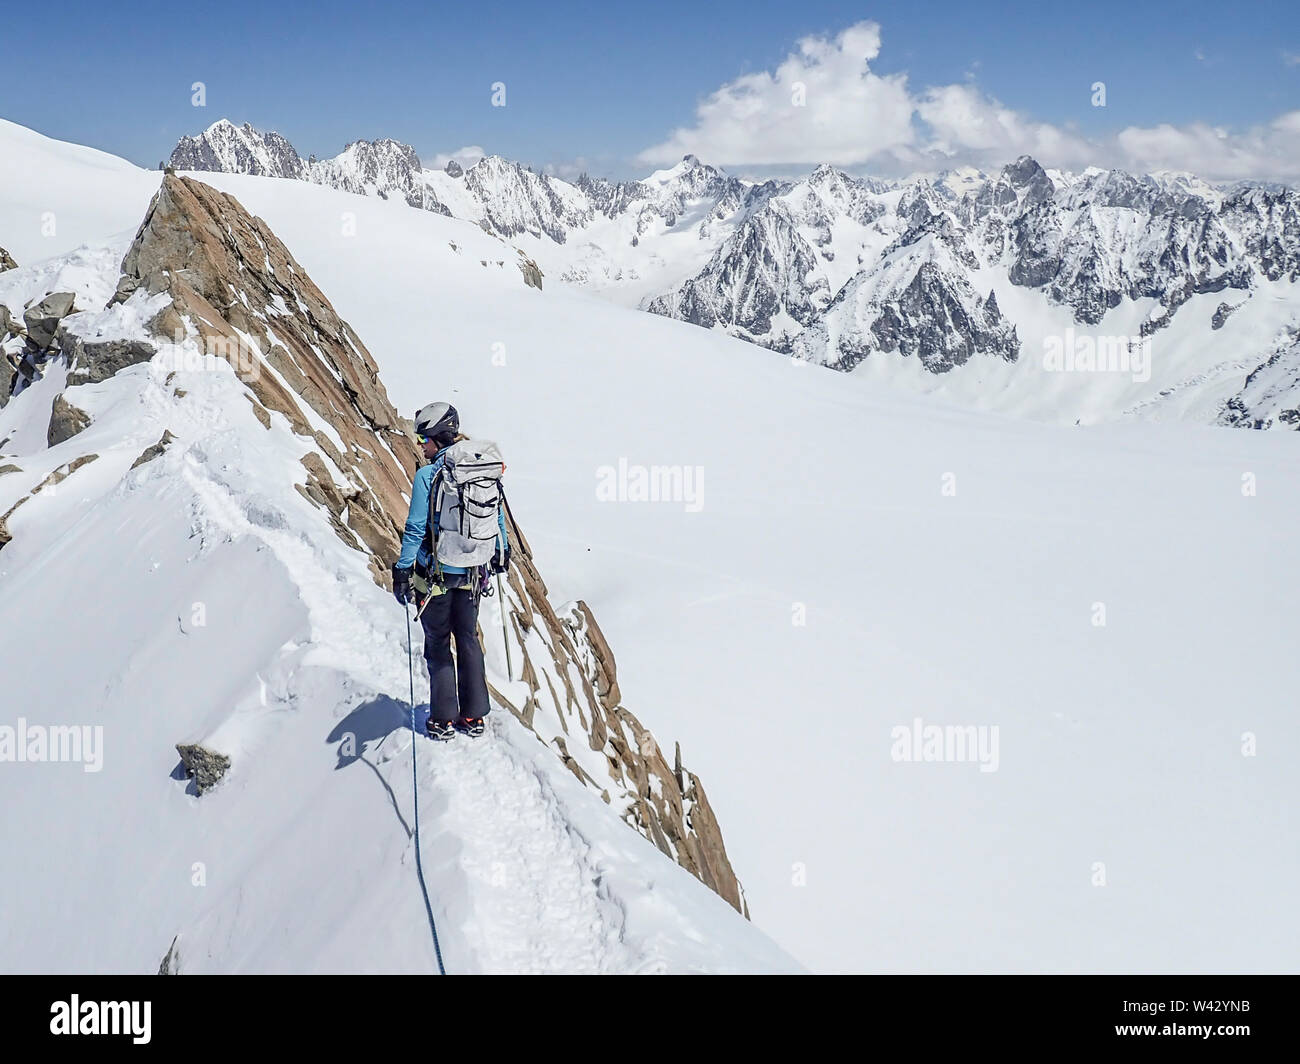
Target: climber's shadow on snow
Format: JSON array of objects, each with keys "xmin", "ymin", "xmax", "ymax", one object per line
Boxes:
[
  {"xmin": 327, "ymin": 695, "xmax": 424, "ymax": 767},
  {"xmin": 327, "ymin": 695, "xmax": 432, "ymax": 839}
]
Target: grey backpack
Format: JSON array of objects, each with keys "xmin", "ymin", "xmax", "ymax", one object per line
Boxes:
[{"xmin": 429, "ymin": 439, "xmax": 506, "ymax": 568}]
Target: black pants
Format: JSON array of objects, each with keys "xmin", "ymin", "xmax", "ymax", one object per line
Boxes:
[{"xmin": 418, "ymin": 582, "xmax": 490, "ymax": 723}]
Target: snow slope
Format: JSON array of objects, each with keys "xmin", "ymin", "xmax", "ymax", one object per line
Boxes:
[
  {"xmin": 3, "ymin": 122, "xmax": 1298, "ymax": 972},
  {"xmin": 0, "ymin": 120, "xmax": 160, "ymax": 264},
  {"xmin": 156, "ymin": 170, "xmax": 1300, "ymax": 974},
  {"xmin": 0, "ymin": 139, "xmax": 797, "ymax": 974}
]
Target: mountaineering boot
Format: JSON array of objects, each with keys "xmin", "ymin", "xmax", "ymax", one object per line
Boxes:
[
  {"xmin": 456, "ymin": 716, "xmax": 485, "ymax": 738},
  {"xmin": 426, "ymin": 718, "xmax": 456, "ymax": 742}
]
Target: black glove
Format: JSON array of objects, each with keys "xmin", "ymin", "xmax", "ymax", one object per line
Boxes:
[
  {"xmin": 489, "ymin": 546, "xmax": 511, "ymax": 575},
  {"xmin": 392, "ymin": 565, "xmax": 413, "ymax": 605}
]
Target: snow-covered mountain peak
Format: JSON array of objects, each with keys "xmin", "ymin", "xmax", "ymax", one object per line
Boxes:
[
  {"xmin": 456, "ymin": 155, "xmax": 593, "ymax": 241},
  {"xmin": 643, "ymin": 153, "xmax": 734, "ymax": 198},
  {"xmin": 312, "ymin": 136, "xmax": 427, "ymax": 207},
  {"xmin": 170, "ymin": 118, "xmax": 306, "ymax": 180},
  {"xmin": 163, "ymin": 120, "xmax": 1300, "ymax": 430},
  {"xmin": 806, "ymin": 162, "xmax": 859, "ymax": 195},
  {"xmin": 646, "ymin": 153, "xmax": 710, "ymax": 183},
  {"xmin": 200, "ymin": 117, "xmax": 238, "ymax": 136},
  {"xmin": 934, "ymin": 165, "xmax": 989, "ymax": 198}
]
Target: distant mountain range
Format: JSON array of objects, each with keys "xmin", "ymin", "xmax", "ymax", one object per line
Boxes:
[{"xmin": 170, "ymin": 119, "xmax": 1300, "ymax": 430}]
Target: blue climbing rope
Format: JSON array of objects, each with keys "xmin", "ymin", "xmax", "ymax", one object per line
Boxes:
[{"xmin": 407, "ymin": 603, "xmax": 447, "ymax": 975}]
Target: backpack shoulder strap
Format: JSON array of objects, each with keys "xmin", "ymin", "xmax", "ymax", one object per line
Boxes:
[{"xmin": 424, "ymin": 454, "xmax": 449, "ymax": 576}]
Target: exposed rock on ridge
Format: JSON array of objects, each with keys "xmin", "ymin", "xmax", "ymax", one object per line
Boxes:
[
  {"xmin": 111, "ymin": 175, "xmax": 417, "ymax": 579},
  {"xmin": 106, "ymin": 175, "xmax": 749, "ymax": 914}
]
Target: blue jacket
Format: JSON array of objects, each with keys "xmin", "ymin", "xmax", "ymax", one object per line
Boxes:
[{"xmin": 396, "ymin": 448, "xmax": 507, "ymax": 573}]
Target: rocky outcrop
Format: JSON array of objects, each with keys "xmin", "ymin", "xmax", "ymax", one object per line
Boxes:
[
  {"xmin": 5, "ymin": 293, "xmax": 79, "ymax": 404},
  {"xmin": 23, "ymin": 292, "xmax": 76, "ymax": 350},
  {"xmin": 47, "ymin": 394, "xmax": 91, "ymax": 446},
  {"xmin": 1, "ymin": 305, "xmax": 17, "ymax": 404},
  {"xmin": 1212, "ymin": 300, "xmax": 1241, "ymax": 330},
  {"xmin": 518, "ymin": 254, "xmax": 543, "ymax": 291},
  {"xmin": 0, "ymin": 247, "xmax": 16, "ymax": 272},
  {"xmin": 0, "ymin": 454, "xmax": 98, "ymax": 551},
  {"xmin": 175, "ymin": 743, "xmax": 231, "ymax": 795},
  {"xmin": 157, "ymin": 935, "xmax": 181, "ymax": 975},
  {"xmin": 556, "ymin": 601, "xmax": 744, "ymax": 912},
  {"xmin": 112, "ymin": 175, "xmax": 751, "ymax": 913},
  {"xmin": 112, "ymin": 175, "xmax": 417, "ymax": 581},
  {"xmin": 130, "ymin": 429, "xmax": 177, "ymax": 469},
  {"xmin": 488, "ymin": 526, "xmax": 748, "ymax": 913},
  {"xmin": 1, "ymin": 303, "xmax": 20, "ymax": 337},
  {"xmin": 63, "ymin": 337, "xmax": 156, "ymax": 386},
  {"xmin": 1220, "ymin": 327, "xmax": 1300, "ymax": 430}
]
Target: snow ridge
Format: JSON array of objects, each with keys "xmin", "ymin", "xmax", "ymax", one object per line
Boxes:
[{"xmin": 0, "ymin": 225, "xmax": 796, "ymax": 974}]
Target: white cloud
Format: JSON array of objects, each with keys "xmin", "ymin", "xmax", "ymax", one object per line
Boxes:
[
  {"xmin": 543, "ymin": 157, "xmax": 593, "ymax": 181},
  {"xmin": 637, "ymin": 22, "xmax": 916, "ymax": 168},
  {"xmin": 636, "ymin": 21, "xmax": 1300, "ymax": 183},
  {"xmin": 916, "ymin": 83, "xmax": 1094, "ymax": 168},
  {"xmin": 1283, "ymin": 51, "xmax": 1300, "ymax": 67},
  {"xmin": 1117, "ymin": 112, "xmax": 1300, "ymax": 181},
  {"xmin": 425, "ymin": 145, "xmax": 486, "ymax": 170}
]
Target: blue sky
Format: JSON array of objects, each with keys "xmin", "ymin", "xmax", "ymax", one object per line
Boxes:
[{"xmin": 3, "ymin": 0, "xmax": 1298, "ymax": 178}]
